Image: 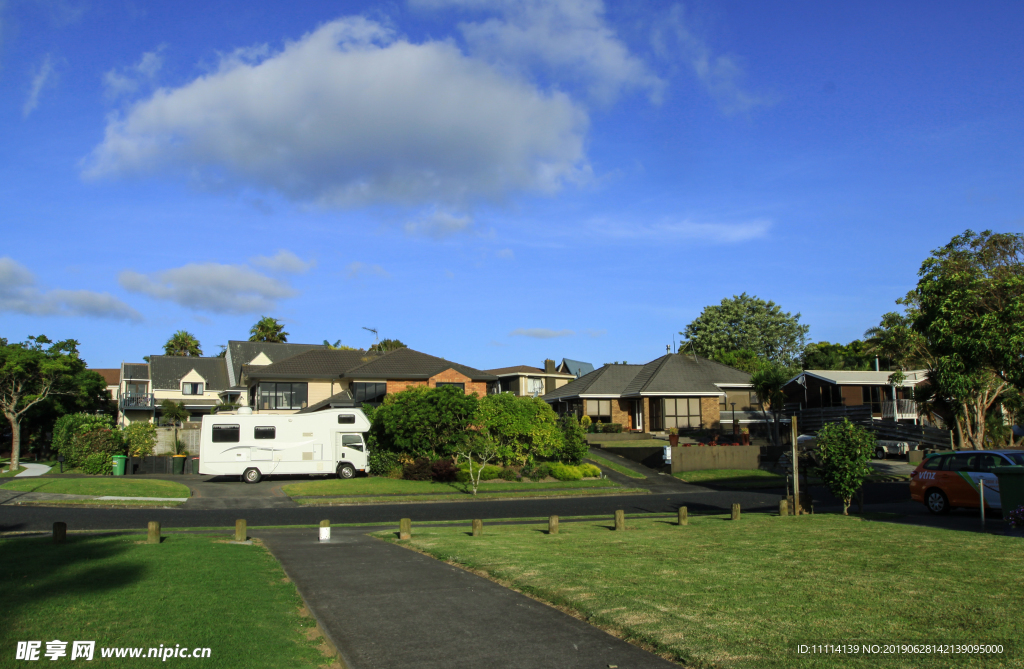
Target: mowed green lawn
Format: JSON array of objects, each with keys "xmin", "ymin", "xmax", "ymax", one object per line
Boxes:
[
  {"xmin": 0, "ymin": 478, "xmax": 191, "ymax": 498},
  {"xmin": 586, "ymin": 454, "xmax": 647, "ymax": 478},
  {"xmin": 674, "ymin": 468, "xmax": 786, "ymax": 488},
  {"xmin": 385, "ymin": 515, "xmax": 1023, "ymax": 669},
  {"xmin": 283, "ymin": 476, "xmax": 617, "ymax": 497},
  {"xmin": 0, "ymin": 534, "xmax": 331, "ymax": 668}
]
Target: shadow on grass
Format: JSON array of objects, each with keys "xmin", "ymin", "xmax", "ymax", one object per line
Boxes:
[{"xmin": 0, "ymin": 534, "xmax": 145, "ymax": 632}]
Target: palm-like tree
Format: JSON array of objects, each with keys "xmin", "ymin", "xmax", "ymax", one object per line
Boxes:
[
  {"xmin": 160, "ymin": 399, "xmax": 191, "ymax": 453},
  {"xmin": 750, "ymin": 364, "xmax": 789, "ymax": 449},
  {"xmin": 164, "ymin": 331, "xmax": 202, "ymax": 357},
  {"xmin": 369, "ymin": 338, "xmax": 406, "ymax": 353},
  {"xmin": 249, "ymin": 316, "xmax": 289, "ymax": 343}
]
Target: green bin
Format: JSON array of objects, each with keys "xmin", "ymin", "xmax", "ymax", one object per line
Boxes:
[
  {"xmin": 993, "ymin": 467, "xmax": 1024, "ymax": 516},
  {"xmin": 191, "ymin": 456, "xmax": 200, "ymax": 475},
  {"xmin": 172, "ymin": 455, "xmax": 186, "ymax": 475},
  {"xmin": 112, "ymin": 455, "xmax": 127, "ymax": 476}
]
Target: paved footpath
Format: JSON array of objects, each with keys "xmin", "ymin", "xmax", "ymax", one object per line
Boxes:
[{"xmin": 257, "ymin": 528, "xmax": 678, "ymax": 669}]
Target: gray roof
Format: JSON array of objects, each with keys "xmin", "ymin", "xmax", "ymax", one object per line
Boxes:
[
  {"xmin": 122, "ymin": 363, "xmax": 149, "ymax": 380},
  {"xmin": 148, "ymin": 356, "xmax": 230, "ymax": 390},
  {"xmin": 621, "ymin": 354, "xmax": 751, "ymax": 395},
  {"xmin": 225, "ymin": 340, "xmax": 326, "ymax": 386},
  {"xmin": 246, "ymin": 349, "xmax": 382, "ymax": 380},
  {"xmin": 560, "ymin": 358, "xmax": 595, "ymax": 377},
  {"xmin": 543, "ymin": 354, "xmax": 751, "ymax": 401},
  {"xmin": 542, "ymin": 364, "xmax": 643, "ymax": 401},
  {"xmin": 296, "ymin": 390, "xmax": 357, "ymax": 413},
  {"xmin": 346, "ymin": 347, "xmax": 498, "ymax": 381}
]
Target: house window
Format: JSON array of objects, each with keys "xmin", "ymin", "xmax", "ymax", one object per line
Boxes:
[
  {"xmin": 182, "ymin": 382, "xmax": 204, "ymax": 395},
  {"xmin": 584, "ymin": 399, "xmax": 612, "ymax": 423},
  {"xmin": 254, "ymin": 426, "xmax": 276, "ymax": 440},
  {"xmin": 352, "ymin": 382, "xmax": 387, "ymax": 405},
  {"xmin": 498, "ymin": 378, "xmax": 516, "ymax": 393},
  {"xmin": 436, "ymin": 382, "xmax": 465, "ymax": 393},
  {"xmin": 719, "ymin": 390, "xmax": 760, "ymax": 412},
  {"xmin": 258, "ymin": 382, "xmax": 308, "ymax": 410},
  {"xmin": 862, "ymin": 387, "xmax": 883, "ymax": 414},
  {"xmin": 188, "ymin": 415, "xmax": 203, "ymax": 423},
  {"xmin": 664, "ymin": 398, "xmax": 701, "ymax": 429},
  {"xmin": 212, "ymin": 425, "xmax": 240, "ymax": 443},
  {"xmin": 526, "ymin": 378, "xmax": 544, "ymax": 395}
]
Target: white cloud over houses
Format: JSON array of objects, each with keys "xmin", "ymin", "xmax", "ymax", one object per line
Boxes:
[
  {"xmin": 345, "ymin": 262, "xmax": 390, "ymax": 280},
  {"xmin": 415, "ymin": 0, "xmax": 663, "ymax": 104},
  {"xmin": 83, "ymin": 17, "xmax": 588, "ymax": 208},
  {"xmin": 509, "ymin": 328, "xmax": 575, "ymax": 338},
  {"xmin": 403, "ymin": 209, "xmax": 474, "ymax": 239},
  {"xmin": 103, "ymin": 47, "xmax": 165, "ymax": 99},
  {"xmin": 23, "ymin": 54, "xmax": 54, "ymax": 117},
  {"xmin": 118, "ymin": 262, "xmax": 296, "ymax": 314},
  {"xmin": 597, "ymin": 218, "xmax": 772, "ymax": 244},
  {"xmin": 249, "ymin": 249, "xmax": 316, "ymax": 274},
  {"xmin": 0, "ymin": 257, "xmax": 142, "ymax": 321}
]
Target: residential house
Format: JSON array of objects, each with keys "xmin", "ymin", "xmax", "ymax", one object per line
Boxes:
[
  {"xmin": 224, "ymin": 340, "xmax": 327, "ymax": 407},
  {"xmin": 557, "ymin": 358, "xmax": 595, "ymax": 378},
  {"xmin": 543, "ymin": 354, "xmax": 756, "ymax": 433},
  {"xmin": 242, "ymin": 346, "xmax": 498, "ymax": 414},
  {"xmin": 485, "ymin": 359, "xmax": 576, "ymax": 397},
  {"xmin": 89, "ymin": 369, "xmax": 120, "ymax": 401},
  {"xmin": 116, "ymin": 357, "xmax": 231, "ymax": 426},
  {"xmin": 783, "ymin": 369, "xmax": 930, "ymax": 423}
]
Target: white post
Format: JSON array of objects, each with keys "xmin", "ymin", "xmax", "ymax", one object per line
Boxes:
[
  {"xmin": 980, "ymin": 479, "xmax": 985, "ymax": 527},
  {"xmin": 791, "ymin": 415, "xmax": 800, "ymax": 514}
]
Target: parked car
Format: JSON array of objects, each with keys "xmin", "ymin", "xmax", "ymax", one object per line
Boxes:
[{"xmin": 910, "ymin": 449, "xmax": 1024, "ymax": 514}]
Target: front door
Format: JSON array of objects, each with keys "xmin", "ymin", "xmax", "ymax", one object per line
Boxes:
[{"xmin": 633, "ymin": 400, "xmax": 644, "ymax": 432}]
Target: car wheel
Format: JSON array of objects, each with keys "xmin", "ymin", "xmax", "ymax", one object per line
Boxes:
[
  {"xmin": 337, "ymin": 464, "xmax": 355, "ymax": 479},
  {"xmin": 875, "ymin": 448, "xmax": 887, "ymax": 460},
  {"xmin": 242, "ymin": 467, "xmax": 262, "ymax": 484},
  {"xmin": 925, "ymin": 488, "xmax": 950, "ymax": 515}
]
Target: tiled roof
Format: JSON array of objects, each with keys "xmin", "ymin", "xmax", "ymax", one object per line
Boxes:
[
  {"xmin": 90, "ymin": 369, "xmax": 120, "ymax": 385},
  {"xmin": 346, "ymin": 347, "xmax": 498, "ymax": 381},
  {"xmin": 149, "ymin": 356, "xmax": 230, "ymax": 390},
  {"xmin": 541, "ymin": 364, "xmax": 643, "ymax": 400},
  {"xmin": 792, "ymin": 369, "xmax": 930, "ymax": 386},
  {"xmin": 486, "ymin": 365, "xmax": 544, "ymax": 375},
  {"xmin": 246, "ymin": 349, "xmax": 382, "ymax": 379},
  {"xmin": 225, "ymin": 340, "xmax": 326, "ymax": 386},
  {"xmin": 122, "ymin": 363, "xmax": 149, "ymax": 380},
  {"xmin": 622, "ymin": 354, "xmax": 751, "ymax": 395},
  {"xmin": 560, "ymin": 358, "xmax": 595, "ymax": 377},
  {"xmin": 296, "ymin": 390, "xmax": 357, "ymax": 413}
]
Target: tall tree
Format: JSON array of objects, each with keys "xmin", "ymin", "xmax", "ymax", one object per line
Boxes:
[
  {"xmin": 682, "ymin": 293, "xmax": 809, "ymax": 368},
  {"xmin": 164, "ymin": 330, "xmax": 202, "ymax": 357},
  {"xmin": 910, "ymin": 230, "xmax": 1024, "ymax": 448},
  {"xmin": 802, "ymin": 340, "xmax": 874, "ymax": 371},
  {"xmin": 750, "ymin": 363, "xmax": 790, "ymax": 449},
  {"xmin": 249, "ymin": 316, "xmax": 289, "ymax": 343},
  {"xmin": 1, "ymin": 336, "xmax": 89, "ymax": 471},
  {"xmin": 159, "ymin": 399, "xmax": 191, "ymax": 452}
]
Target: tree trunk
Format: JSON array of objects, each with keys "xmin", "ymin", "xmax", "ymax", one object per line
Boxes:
[
  {"xmin": 9, "ymin": 417, "xmax": 20, "ymax": 472},
  {"xmin": 842, "ymin": 499, "xmax": 849, "ymax": 516}
]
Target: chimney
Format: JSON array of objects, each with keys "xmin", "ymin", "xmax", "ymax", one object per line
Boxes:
[{"xmin": 544, "ymin": 359, "xmax": 555, "ymax": 373}]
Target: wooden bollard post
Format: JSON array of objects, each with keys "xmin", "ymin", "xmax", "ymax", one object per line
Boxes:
[
  {"xmin": 399, "ymin": 518, "xmax": 411, "ymax": 540},
  {"xmin": 235, "ymin": 519, "xmax": 246, "ymax": 542},
  {"xmin": 548, "ymin": 515, "xmax": 559, "ymax": 535},
  {"xmin": 147, "ymin": 521, "xmax": 160, "ymax": 545},
  {"xmin": 678, "ymin": 507, "xmax": 688, "ymax": 526},
  {"xmin": 472, "ymin": 519, "xmax": 483, "ymax": 537},
  {"xmin": 614, "ymin": 509, "xmax": 625, "ymax": 531},
  {"xmin": 319, "ymin": 519, "xmax": 331, "ymax": 542},
  {"xmin": 53, "ymin": 522, "xmax": 66, "ymax": 544},
  {"xmin": 731, "ymin": 503, "xmax": 741, "ymax": 521},
  {"xmin": 779, "ymin": 499, "xmax": 789, "ymax": 517}
]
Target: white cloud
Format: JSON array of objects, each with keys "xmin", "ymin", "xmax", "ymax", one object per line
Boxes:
[
  {"xmin": 509, "ymin": 328, "xmax": 575, "ymax": 338},
  {"xmin": 346, "ymin": 262, "xmax": 390, "ymax": 279},
  {"xmin": 595, "ymin": 218, "xmax": 771, "ymax": 244},
  {"xmin": 118, "ymin": 262, "xmax": 296, "ymax": 314},
  {"xmin": 0, "ymin": 257, "xmax": 142, "ymax": 321},
  {"xmin": 496, "ymin": 248, "xmax": 515, "ymax": 259},
  {"xmin": 23, "ymin": 54, "xmax": 54, "ymax": 117},
  {"xmin": 415, "ymin": 0, "xmax": 662, "ymax": 104},
  {"xmin": 250, "ymin": 249, "xmax": 316, "ymax": 274},
  {"xmin": 584, "ymin": 328, "xmax": 606, "ymax": 337},
  {"xmin": 84, "ymin": 17, "xmax": 588, "ymax": 209},
  {"xmin": 404, "ymin": 209, "xmax": 474, "ymax": 239},
  {"xmin": 103, "ymin": 47, "xmax": 165, "ymax": 99},
  {"xmin": 656, "ymin": 5, "xmax": 772, "ymax": 114}
]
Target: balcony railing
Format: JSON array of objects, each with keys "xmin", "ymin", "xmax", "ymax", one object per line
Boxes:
[
  {"xmin": 119, "ymin": 393, "xmax": 155, "ymax": 410},
  {"xmin": 881, "ymin": 399, "xmax": 917, "ymax": 420}
]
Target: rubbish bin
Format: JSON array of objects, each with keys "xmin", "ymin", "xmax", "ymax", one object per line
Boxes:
[
  {"xmin": 191, "ymin": 456, "xmax": 200, "ymax": 475},
  {"xmin": 112, "ymin": 455, "xmax": 127, "ymax": 476},
  {"xmin": 993, "ymin": 467, "xmax": 1024, "ymax": 516},
  {"xmin": 172, "ymin": 455, "xmax": 186, "ymax": 475}
]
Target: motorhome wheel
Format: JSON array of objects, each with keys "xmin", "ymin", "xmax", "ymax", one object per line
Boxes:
[
  {"xmin": 242, "ymin": 467, "xmax": 262, "ymax": 484},
  {"xmin": 337, "ymin": 464, "xmax": 355, "ymax": 479}
]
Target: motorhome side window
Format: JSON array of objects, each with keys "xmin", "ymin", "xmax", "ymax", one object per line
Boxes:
[
  {"xmin": 337, "ymin": 414, "xmax": 355, "ymax": 424},
  {"xmin": 212, "ymin": 425, "xmax": 240, "ymax": 443},
  {"xmin": 342, "ymin": 434, "xmax": 364, "ymax": 451},
  {"xmin": 254, "ymin": 426, "xmax": 276, "ymax": 440}
]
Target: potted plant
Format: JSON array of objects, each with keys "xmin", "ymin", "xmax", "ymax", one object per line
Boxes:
[
  {"xmin": 580, "ymin": 415, "xmax": 592, "ymax": 434},
  {"xmin": 740, "ymin": 426, "xmax": 750, "ymax": 445},
  {"xmin": 668, "ymin": 427, "xmax": 679, "ymax": 447}
]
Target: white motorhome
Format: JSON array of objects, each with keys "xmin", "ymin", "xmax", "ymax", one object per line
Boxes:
[{"xmin": 198, "ymin": 407, "xmax": 370, "ymax": 483}]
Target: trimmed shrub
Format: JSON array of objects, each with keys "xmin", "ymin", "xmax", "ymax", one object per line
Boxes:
[
  {"xmin": 557, "ymin": 414, "xmax": 588, "ymax": 464},
  {"xmin": 53, "ymin": 413, "xmax": 116, "ymax": 468},
  {"xmin": 403, "ymin": 457, "xmax": 434, "ymax": 481},
  {"xmin": 549, "ymin": 463, "xmax": 583, "ymax": 481},
  {"xmin": 498, "ymin": 467, "xmax": 518, "ymax": 481},
  {"xmin": 431, "ymin": 458, "xmax": 459, "ymax": 483},
  {"xmin": 71, "ymin": 429, "xmax": 125, "ymax": 475},
  {"xmin": 603, "ymin": 423, "xmax": 623, "ymax": 434},
  {"xmin": 521, "ymin": 462, "xmax": 551, "ymax": 482},
  {"xmin": 579, "ymin": 463, "xmax": 602, "ymax": 478},
  {"xmin": 368, "ymin": 448, "xmax": 402, "ymax": 478},
  {"xmin": 122, "ymin": 422, "xmax": 157, "ymax": 457}
]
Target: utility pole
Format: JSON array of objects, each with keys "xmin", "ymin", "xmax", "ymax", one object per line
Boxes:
[{"xmin": 791, "ymin": 414, "xmax": 801, "ymax": 514}]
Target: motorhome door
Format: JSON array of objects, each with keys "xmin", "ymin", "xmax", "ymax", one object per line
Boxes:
[{"xmin": 335, "ymin": 433, "xmax": 365, "ymax": 461}]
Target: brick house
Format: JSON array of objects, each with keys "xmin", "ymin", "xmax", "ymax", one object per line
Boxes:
[
  {"xmin": 485, "ymin": 359, "xmax": 577, "ymax": 397},
  {"xmin": 542, "ymin": 353, "xmax": 756, "ymax": 434}
]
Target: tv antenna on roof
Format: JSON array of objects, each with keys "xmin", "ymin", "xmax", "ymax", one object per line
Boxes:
[{"xmin": 361, "ymin": 327, "xmax": 379, "ymax": 345}]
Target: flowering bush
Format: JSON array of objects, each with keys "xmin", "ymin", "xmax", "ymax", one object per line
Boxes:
[{"xmin": 1007, "ymin": 505, "xmax": 1024, "ymax": 529}]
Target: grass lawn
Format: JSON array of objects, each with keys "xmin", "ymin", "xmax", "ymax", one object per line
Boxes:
[
  {"xmin": 674, "ymin": 468, "xmax": 786, "ymax": 489},
  {"xmin": 0, "ymin": 534, "xmax": 332, "ymax": 668},
  {"xmin": 0, "ymin": 478, "xmax": 191, "ymax": 498},
  {"xmin": 0, "ymin": 466, "xmax": 27, "ymax": 477},
  {"xmin": 384, "ymin": 514, "xmax": 1023, "ymax": 669},
  {"xmin": 283, "ymin": 476, "xmax": 617, "ymax": 497},
  {"xmin": 586, "ymin": 453, "xmax": 647, "ymax": 479},
  {"xmin": 295, "ymin": 486, "xmax": 643, "ymax": 505}
]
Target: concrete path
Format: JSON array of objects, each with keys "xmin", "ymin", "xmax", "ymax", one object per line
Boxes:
[
  {"xmin": 257, "ymin": 528, "xmax": 677, "ymax": 669},
  {"xmin": 14, "ymin": 463, "xmax": 52, "ymax": 477}
]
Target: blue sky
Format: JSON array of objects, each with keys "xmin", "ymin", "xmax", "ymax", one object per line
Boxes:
[{"xmin": 2, "ymin": 0, "xmax": 1023, "ymax": 370}]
